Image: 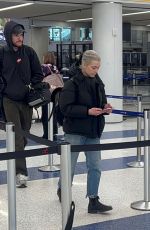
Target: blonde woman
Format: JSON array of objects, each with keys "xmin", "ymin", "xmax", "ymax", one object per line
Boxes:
[{"xmin": 57, "ymin": 50, "xmax": 113, "ymax": 213}]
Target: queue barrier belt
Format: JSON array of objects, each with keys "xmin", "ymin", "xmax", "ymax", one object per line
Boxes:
[
  {"xmin": 0, "ymin": 106, "xmax": 148, "ymax": 230},
  {"xmin": 112, "ymin": 109, "xmax": 143, "ymax": 117},
  {"xmin": 0, "ymin": 134, "xmax": 150, "ymax": 161},
  {"xmin": 0, "ymin": 106, "xmax": 147, "ymax": 161},
  {"xmin": 106, "ymin": 95, "xmax": 138, "ymax": 100}
]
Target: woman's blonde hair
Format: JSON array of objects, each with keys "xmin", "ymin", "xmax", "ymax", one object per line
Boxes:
[
  {"xmin": 43, "ymin": 51, "xmax": 56, "ymax": 65},
  {"xmin": 81, "ymin": 50, "xmax": 101, "ymax": 66}
]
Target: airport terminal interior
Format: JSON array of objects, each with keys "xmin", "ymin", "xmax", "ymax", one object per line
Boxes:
[{"xmin": 0, "ymin": 0, "xmax": 150, "ymax": 229}]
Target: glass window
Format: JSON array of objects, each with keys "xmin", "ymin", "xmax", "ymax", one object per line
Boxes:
[
  {"xmin": 131, "ymin": 52, "xmax": 140, "ymax": 67},
  {"xmin": 61, "ymin": 28, "xmax": 71, "ymax": 42},
  {"xmin": 49, "ymin": 27, "xmax": 71, "ymax": 42},
  {"xmin": 132, "ymin": 30, "xmax": 142, "ymax": 44},
  {"xmin": 141, "ymin": 53, "xmax": 147, "ymax": 66},
  {"xmin": 80, "ymin": 28, "xmax": 92, "ymax": 41}
]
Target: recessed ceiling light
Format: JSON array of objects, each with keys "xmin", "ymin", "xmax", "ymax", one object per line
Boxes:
[
  {"xmin": 66, "ymin": 18, "xmax": 92, "ymax": 22},
  {"xmin": 123, "ymin": 10, "xmax": 150, "ymax": 16},
  {"xmin": 0, "ymin": 3, "xmax": 33, "ymax": 12}
]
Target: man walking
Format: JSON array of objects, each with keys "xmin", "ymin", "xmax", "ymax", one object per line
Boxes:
[{"xmin": 0, "ymin": 21, "xmax": 43, "ymax": 187}]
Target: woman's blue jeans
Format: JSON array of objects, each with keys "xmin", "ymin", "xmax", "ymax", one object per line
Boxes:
[{"xmin": 58, "ymin": 134, "xmax": 101, "ymax": 198}]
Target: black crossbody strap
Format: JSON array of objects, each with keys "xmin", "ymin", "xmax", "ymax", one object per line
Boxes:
[{"xmin": 65, "ymin": 201, "xmax": 75, "ymax": 230}]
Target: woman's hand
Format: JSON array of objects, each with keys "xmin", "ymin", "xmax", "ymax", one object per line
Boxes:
[
  {"xmin": 103, "ymin": 103, "xmax": 113, "ymax": 114},
  {"xmin": 88, "ymin": 107, "xmax": 103, "ymax": 116}
]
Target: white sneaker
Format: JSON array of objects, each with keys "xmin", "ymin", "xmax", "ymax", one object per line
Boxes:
[{"xmin": 16, "ymin": 174, "xmax": 28, "ymax": 188}]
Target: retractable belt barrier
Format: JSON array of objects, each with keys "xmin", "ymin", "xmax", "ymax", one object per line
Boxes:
[
  {"xmin": 0, "ymin": 109, "xmax": 147, "ymax": 161},
  {"xmin": 0, "ymin": 122, "xmax": 73, "ymax": 230},
  {"xmin": 1, "ymin": 138, "xmax": 150, "ymax": 161},
  {"xmin": 112, "ymin": 109, "xmax": 143, "ymax": 117},
  {"xmin": 38, "ymin": 102, "xmax": 60, "ymax": 173},
  {"xmin": 1, "ymin": 107, "xmax": 150, "ymax": 230},
  {"xmin": 106, "ymin": 94, "xmax": 138, "ymax": 100},
  {"xmin": 107, "ymin": 94, "xmax": 144, "ymax": 168}
]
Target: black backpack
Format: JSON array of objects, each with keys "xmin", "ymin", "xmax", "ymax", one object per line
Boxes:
[
  {"xmin": 49, "ymin": 77, "xmax": 77, "ymax": 126},
  {"xmin": 52, "ymin": 77, "xmax": 77, "ymax": 126}
]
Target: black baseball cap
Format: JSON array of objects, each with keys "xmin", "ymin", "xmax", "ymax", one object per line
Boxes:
[{"xmin": 12, "ymin": 25, "xmax": 26, "ymax": 35}]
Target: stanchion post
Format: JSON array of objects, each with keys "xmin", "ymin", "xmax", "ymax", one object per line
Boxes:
[
  {"xmin": 38, "ymin": 102, "xmax": 60, "ymax": 172},
  {"xmin": 131, "ymin": 109, "xmax": 150, "ymax": 210},
  {"xmin": 137, "ymin": 94, "xmax": 144, "ymax": 164},
  {"xmin": 133, "ymin": 73, "xmax": 136, "ymax": 86},
  {"xmin": 61, "ymin": 143, "xmax": 72, "ymax": 230},
  {"xmin": 6, "ymin": 122, "xmax": 16, "ymax": 230},
  {"xmin": 127, "ymin": 94, "xmax": 144, "ymax": 168}
]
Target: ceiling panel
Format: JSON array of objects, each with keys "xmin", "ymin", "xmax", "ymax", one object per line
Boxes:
[{"xmin": 0, "ymin": 0, "xmax": 150, "ymax": 26}]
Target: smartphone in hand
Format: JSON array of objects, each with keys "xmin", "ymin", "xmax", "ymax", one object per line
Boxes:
[{"xmin": 102, "ymin": 107, "xmax": 112, "ymax": 113}]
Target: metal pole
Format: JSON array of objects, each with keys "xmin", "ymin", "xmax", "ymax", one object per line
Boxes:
[
  {"xmin": 133, "ymin": 73, "xmax": 136, "ymax": 87},
  {"xmin": 131, "ymin": 109, "xmax": 150, "ymax": 210},
  {"xmin": 61, "ymin": 143, "xmax": 72, "ymax": 230},
  {"xmin": 137, "ymin": 95, "xmax": 144, "ymax": 165},
  {"xmin": 39, "ymin": 102, "xmax": 60, "ymax": 172},
  {"xmin": 127, "ymin": 94, "xmax": 144, "ymax": 168},
  {"xmin": 6, "ymin": 122, "xmax": 16, "ymax": 230}
]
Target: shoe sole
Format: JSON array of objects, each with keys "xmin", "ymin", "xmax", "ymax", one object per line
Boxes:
[
  {"xmin": 16, "ymin": 184, "xmax": 27, "ymax": 188},
  {"xmin": 16, "ymin": 181, "xmax": 27, "ymax": 188},
  {"xmin": 57, "ymin": 190, "xmax": 61, "ymax": 202},
  {"xmin": 88, "ymin": 208, "xmax": 112, "ymax": 214}
]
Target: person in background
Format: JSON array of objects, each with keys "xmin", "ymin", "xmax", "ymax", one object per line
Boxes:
[
  {"xmin": 0, "ymin": 21, "xmax": 43, "ymax": 187},
  {"xmin": 67, "ymin": 52, "xmax": 82, "ymax": 78},
  {"xmin": 57, "ymin": 50, "xmax": 113, "ymax": 214},
  {"xmin": 41, "ymin": 51, "xmax": 59, "ymax": 139}
]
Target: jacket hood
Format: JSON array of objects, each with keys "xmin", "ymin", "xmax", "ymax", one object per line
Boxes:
[{"xmin": 4, "ymin": 21, "xmax": 25, "ymax": 49}]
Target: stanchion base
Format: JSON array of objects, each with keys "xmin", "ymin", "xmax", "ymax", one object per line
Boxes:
[
  {"xmin": 127, "ymin": 161, "xmax": 144, "ymax": 168},
  {"xmin": 38, "ymin": 165, "xmax": 60, "ymax": 172},
  {"xmin": 131, "ymin": 201, "xmax": 150, "ymax": 211}
]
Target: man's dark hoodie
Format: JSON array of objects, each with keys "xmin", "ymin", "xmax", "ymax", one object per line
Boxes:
[{"xmin": 0, "ymin": 21, "xmax": 43, "ymax": 101}]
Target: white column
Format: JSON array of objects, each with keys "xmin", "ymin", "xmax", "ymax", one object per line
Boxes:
[
  {"xmin": 72, "ymin": 27, "xmax": 81, "ymax": 41},
  {"xmin": 30, "ymin": 27, "xmax": 49, "ymax": 63},
  {"xmin": 92, "ymin": 2, "xmax": 123, "ymax": 122}
]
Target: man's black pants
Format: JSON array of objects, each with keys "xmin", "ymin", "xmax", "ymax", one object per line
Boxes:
[{"xmin": 3, "ymin": 97, "xmax": 32, "ymax": 176}]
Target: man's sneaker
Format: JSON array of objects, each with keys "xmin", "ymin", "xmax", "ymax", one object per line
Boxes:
[
  {"xmin": 88, "ymin": 196, "xmax": 112, "ymax": 213},
  {"xmin": 57, "ymin": 188, "xmax": 61, "ymax": 202},
  {"xmin": 16, "ymin": 174, "xmax": 28, "ymax": 188}
]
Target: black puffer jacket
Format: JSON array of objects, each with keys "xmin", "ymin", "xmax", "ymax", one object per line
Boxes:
[
  {"xmin": 0, "ymin": 21, "xmax": 43, "ymax": 101},
  {"xmin": 59, "ymin": 68, "xmax": 107, "ymax": 138}
]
